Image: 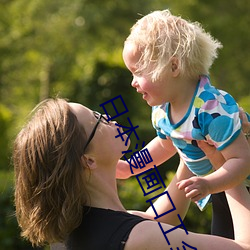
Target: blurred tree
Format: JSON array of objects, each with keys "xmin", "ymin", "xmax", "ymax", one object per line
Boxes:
[
  {"xmin": 0, "ymin": 105, "xmax": 12, "ymax": 169},
  {"xmin": 185, "ymin": 0, "xmax": 250, "ymax": 100},
  {"xmin": 0, "ymin": 0, "xmax": 249, "ymax": 248}
]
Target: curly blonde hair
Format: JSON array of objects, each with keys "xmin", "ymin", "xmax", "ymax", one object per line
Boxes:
[
  {"xmin": 125, "ymin": 9, "xmax": 222, "ymax": 81},
  {"xmin": 13, "ymin": 98, "xmax": 88, "ymax": 246}
]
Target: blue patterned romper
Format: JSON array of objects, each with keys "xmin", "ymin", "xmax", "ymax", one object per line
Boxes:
[{"xmin": 152, "ymin": 75, "xmax": 249, "ymax": 209}]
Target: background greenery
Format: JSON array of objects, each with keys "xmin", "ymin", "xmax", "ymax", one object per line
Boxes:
[{"xmin": 0, "ymin": 0, "xmax": 249, "ymax": 249}]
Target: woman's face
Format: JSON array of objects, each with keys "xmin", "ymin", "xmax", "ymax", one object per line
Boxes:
[{"xmin": 68, "ymin": 103, "xmax": 130, "ymax": 162}]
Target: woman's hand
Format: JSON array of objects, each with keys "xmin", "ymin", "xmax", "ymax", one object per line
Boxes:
[
  {"xmin": 177, "ymin": 108, "xmax": 250, "ymax": 201},
  {"xmin": 239, "ymin": 107, "xmax": 250, "ymax": 141}
]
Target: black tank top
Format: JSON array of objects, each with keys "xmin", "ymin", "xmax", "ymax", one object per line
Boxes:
[{"xmin": 66, "ymin": 206, "xmax": 148, "ymax": 250}]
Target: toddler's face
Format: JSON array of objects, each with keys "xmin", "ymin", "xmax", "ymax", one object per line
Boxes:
[{"xmin": 123, "ymin": 43, "xmax": 173, "ymax": 106}]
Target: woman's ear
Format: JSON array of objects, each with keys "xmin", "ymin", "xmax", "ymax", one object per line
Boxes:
[
  {"xmin": 82, "ymin": 155, "xmax": 97, "ymax": 169},
  {"xmin": 170, "ymin": 57, "xmax": 180, "ymax": 77}
]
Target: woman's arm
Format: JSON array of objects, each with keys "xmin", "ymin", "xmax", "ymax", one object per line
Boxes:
[
  {"xmin": 127, "ymin": 114, "xmax": 250, "ymax": 249},
  {"xmin": 178, "ymin": 110, "xmax": 250, "ymax": 201},
  {"xmin": 125, "ymin": 183, "xmax": 250, "ymax": 250},
  {"xmin": 225, "ymin": 184, "xmax": 250, "ymax": 244},
  {"xmin": 129, "ymin": 159, "xmax": 193, "ymax": 225},
  {"xmin": 145, "ymin": 159, "xmax": 192, "ymax": 224},
  {"xmin": 180, "ymin": 132, "xmax": 250, "ymax": 201}
]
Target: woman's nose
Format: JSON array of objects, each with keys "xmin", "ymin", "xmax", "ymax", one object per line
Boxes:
[{"xmin": 103, "ymin": 114, "xmax": 111, "ymax": 121}]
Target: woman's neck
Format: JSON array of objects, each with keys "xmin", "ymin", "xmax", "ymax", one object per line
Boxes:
[{"xmin": 85, "ymin": 164, "xmax": 126, "ymax": 212}]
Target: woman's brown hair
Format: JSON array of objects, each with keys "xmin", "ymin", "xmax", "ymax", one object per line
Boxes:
[{"xmin": 13, "ymin": 98, "xmax": 88, "ymax": 246}]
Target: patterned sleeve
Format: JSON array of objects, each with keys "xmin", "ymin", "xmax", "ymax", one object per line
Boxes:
[
  {"xmin": 151, "ymin": 105, "xmax": 169, "ymax": 140},
  {"xmin": 197, "ymin": 88, "xmax": 241, "ymax": 151}
]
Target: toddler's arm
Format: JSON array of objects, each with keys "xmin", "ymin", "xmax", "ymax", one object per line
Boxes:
[
  {"xmin": 116, "ymin": 136, "xmax": 177, "ymax": 179},
  {"xmin": 178, "ymin": 132, "xmax": 250, "ymax": 201}
]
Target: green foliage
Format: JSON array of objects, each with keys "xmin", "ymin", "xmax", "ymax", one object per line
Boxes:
[
  {"xmin": 0, "ymin": 105, "xmax": 13, "ymax": 170},
  {"xmin": 0, "ymin": 0, "xmax": 249, "ymax": 248},
  {"xmin": 118, "ymin": 178, "xmax": 149, "ymax": 211},
  {"xmin": 239, "ymin": 95, "xmax": 250, "ymax": 113},
  {"xmin": 1, "ymin": 0, "xmax": 249, "ymax": 138},
  {"xmin": 184, "ymin": 0, "xmax": 250, "ymax": 100}
]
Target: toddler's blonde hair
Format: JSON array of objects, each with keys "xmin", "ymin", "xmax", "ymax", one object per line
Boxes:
[{"xmin": 125, "ymin": 9, "xmax": 222, "ymax": 81}]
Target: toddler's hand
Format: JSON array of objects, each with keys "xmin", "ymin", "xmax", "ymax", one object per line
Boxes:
[
  {"xmin": 177, "ymin": 176, "xmax": 211, "ymax": 202},
  {"xmin": 116, "ymin": 160, "xmax": 132, "ymax": 179}
]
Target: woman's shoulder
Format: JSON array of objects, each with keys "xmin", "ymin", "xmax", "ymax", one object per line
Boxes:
[
  {"xmin": 124, "ymin": 220, "xmax": 172, "ymax": 250},
  {"xmin": 67, "ymin": 207, "xmax": 148, "ymax": 250},
  {"xmin": 125, "ymin": 219, "xmax": 199, "ymax": 250}
]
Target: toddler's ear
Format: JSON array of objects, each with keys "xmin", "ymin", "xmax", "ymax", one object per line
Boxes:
[
  {"xmin": 171, "ymin": 57, "xmax": 180, "ymax": 76},
  {"xmin": 171, "ymin": 62, "xmax": 178, "ymax": 72}
]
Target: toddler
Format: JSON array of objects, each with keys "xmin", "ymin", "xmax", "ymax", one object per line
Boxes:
[{"xmin": 119, "ymin": 9, "xmax": 250, "ymax": 238}]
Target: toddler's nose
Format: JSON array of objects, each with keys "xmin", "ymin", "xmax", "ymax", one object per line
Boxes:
[{"xmin": 131, "ymin": 78, "xmax": 138, "ymax": 88}]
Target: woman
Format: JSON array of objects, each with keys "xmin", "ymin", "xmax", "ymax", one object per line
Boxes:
[{"xmin": 13, "ymin": 98, "xmax": 250, "ymax": 249}]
